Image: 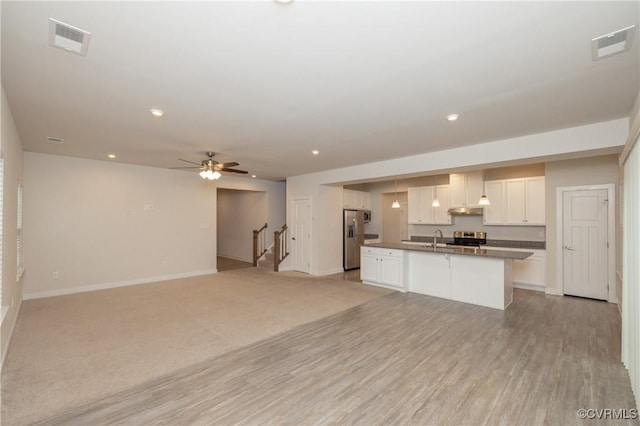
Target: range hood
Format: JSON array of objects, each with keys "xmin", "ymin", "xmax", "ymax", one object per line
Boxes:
[{"xmin": 447, "ymin": 207, "xmax": 483, "ymax": 215}]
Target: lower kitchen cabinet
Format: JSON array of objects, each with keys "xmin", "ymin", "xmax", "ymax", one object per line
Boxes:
[
  {"xmin": 450, "ymin": 255, "xmax": 513, "ymax": 310},
  {"xmin": 360, "ymin": 246, "xmax": 406, "ymax": 291},
  {"xmin": 407, "ymin": 251, "xmax": 451, "ymax": 299},
  {"xmin": 485, "ymin": 247, "xmax": 546, "ymax": 290},
  {"xmin": 406, "ymin": 250, "xmax": 513, "ymax": 309}
]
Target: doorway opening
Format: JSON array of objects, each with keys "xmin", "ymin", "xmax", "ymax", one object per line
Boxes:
[
  {"xmin": 217, "ymin": 188, "xmax": 267, "ymax": 272},
  {"xmin": 382, "ymin": 192, "xmax": 408, "ymax": 243}
]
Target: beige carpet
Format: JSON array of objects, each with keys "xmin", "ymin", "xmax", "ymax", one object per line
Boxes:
[{"xmin": 1, "ymin": 268, "xmax": 390, "ymax": 425}]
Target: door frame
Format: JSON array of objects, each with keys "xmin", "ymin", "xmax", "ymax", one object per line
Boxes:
[
  {"xmin": 555, "ymin": 184, "xmax": 616, "ymax": 303},
  {"xmin": 291, "ymin": 196, "xmax": 312, "ymax": 274}
]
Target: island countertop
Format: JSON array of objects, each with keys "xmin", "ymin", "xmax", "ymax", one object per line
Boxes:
[{"xmin": 364, "ymin": 241, "xmax": 532, "ymax": 260}]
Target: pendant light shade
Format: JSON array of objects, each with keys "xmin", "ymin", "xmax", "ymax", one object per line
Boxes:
[
  {"xmin": 392, "ymin": 180, "xmax": 401, "ymax": 208},
  {"xmin": 478, "ymin": 170, "xmax": 490, "ymax": 205},
  {"xmin": 432, "ymin": 175, "xmax": 440, "ymax": 207},
  {"xmin": 478, "ymin": 194, "xmax": 491, "ymax": 205}
]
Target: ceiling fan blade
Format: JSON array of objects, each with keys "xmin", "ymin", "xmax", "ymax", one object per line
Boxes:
[
  {"xmin": 169, "ymin": 166, "xmax": 203, "ymax": 169},
  {"xmin": 221, "ymin": 162, "xmax": 239, "ymax": 168},
  {"xmin": 177, "ymin": 158, "xmax": 202, "ymax": 166},
  {"xmin": 221, "ymin": 168, "xmax": 248, "ymax": 174}
]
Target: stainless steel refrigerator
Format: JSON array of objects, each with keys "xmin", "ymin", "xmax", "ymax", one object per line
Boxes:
[{"xmin": 343, "ymin": 209, "xmax": 365, "ymax": 270}]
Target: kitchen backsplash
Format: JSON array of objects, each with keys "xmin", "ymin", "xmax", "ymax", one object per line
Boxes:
[{"xmin": 408, "ymin": 215, "xmax": 545, "ymax": 241}]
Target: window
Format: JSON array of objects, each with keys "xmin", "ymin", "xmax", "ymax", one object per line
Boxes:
[{"xmin": 17, "ymin": 181, "xmax": 23, "ymax": 280}]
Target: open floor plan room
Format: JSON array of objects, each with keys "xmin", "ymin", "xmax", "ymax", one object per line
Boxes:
[{"xmin": 2, "ymin": 269, "xmax": 637, "ymax": 425}]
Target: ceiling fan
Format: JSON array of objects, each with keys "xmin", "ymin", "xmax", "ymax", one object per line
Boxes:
[{"xmin": 170, "ymin": 152, "xmax": 248, "ymax": 180}]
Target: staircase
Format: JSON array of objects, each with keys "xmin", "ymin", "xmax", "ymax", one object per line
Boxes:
[
  {"xmin": 253, "ymin": 223, "xmax": 289, "ymax": 272},
  {"xmin": 256, "ymin": 247, "xmax": 275, "ymax": 270}
]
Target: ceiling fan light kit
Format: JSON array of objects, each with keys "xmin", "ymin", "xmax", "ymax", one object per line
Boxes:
[
  {"xmin": 200, "ymin": 169, "xmax": 222, "ymax": 180},
  {"xmin": 170, "ymin": 151, "xmax": 248, "ymax": 180}
]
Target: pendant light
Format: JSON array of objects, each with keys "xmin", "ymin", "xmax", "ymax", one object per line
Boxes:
[
  {"xmin": 478, "ymin": 169, "xmax": 491, "ymax": 205},
  {"xmin": 392, "ymin": 180, "xmax": 401, "ymax": 208},
  {"xmin": 432, "ymin": 175, "xmax": 440, "ymax": 207}
]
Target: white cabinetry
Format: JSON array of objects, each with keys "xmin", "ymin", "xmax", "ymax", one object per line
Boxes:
[
  {"xmin": 484, "ymin": 176, "xmax": 545, "ymax": 226},
  {"xmin": 360, "ymin": 246, "xmax": 406, "ymax": 291},
  {"xmin": 486, "ymin": 247, "xmax": 546, "ymax": 290},
  {"xmin": 408, "ymin": 185, "xmax": 451, "ymax": 225},
  {"xmin": 343, "ymin": 189, "xmax": 371, "ymax": 209},
  {"xmin": 407, "ymin": 250, "xmax": 513, "ymax": 310},
  {"xmin": 505, "ymin": 177, "xmax": 545, "ymax": 225},
  {"xmin": 407, "ymin": 251, "xmax": 451, "ymax": 299},
  {"xmin": 483, "ymin": 181, "xmax": 506, "ymax": 225},
  {"xmin": 450, "ymin": 255, "xmax": 513, "ymax": 310},
  {"xmin": 450, "ymin": 171, "xmax": 484, "ymax": 207}
]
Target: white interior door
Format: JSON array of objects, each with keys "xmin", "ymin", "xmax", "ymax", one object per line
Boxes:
[
  {"xmin": 292, "ymin": 198, "xmax": 311, "ymax": 273},
  {"xmin": 562, "ymin": 189, "xmax": 608, "ymax": 300}
]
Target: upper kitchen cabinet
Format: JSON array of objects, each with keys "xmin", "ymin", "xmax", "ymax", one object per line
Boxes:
[
  {"xmin": 343, "ymin": 189, "xmax": 371, "ymax": 209},
  {"xmin": 483, "ymin": 176, "xmax": 545, "ymax": 226},
  {"xmin": 450, "ymin": 171, "xmax": 484, "ymax": 207},
  {"xmin": 483, "ymin": 181, "xmax": 506, "ymax": 225},
  {"xmin": 506, "ymin": 177, "xmax": 545, "ymax": 225},
  {"xmin": 408, "ymin": 185, "xmax": 451, "ymax": 225}
]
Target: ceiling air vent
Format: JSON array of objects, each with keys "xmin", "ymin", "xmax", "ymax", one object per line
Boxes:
[
  {"xmin": 46, "ymin": 136, "xmax": 64, "ymax": 145},
  {"xmin": 592, "ymin": 25, "xmax": 636, "ymax": 61},
  {"xmin": 48, "ymin": 18, "xmax": 91, "ymax": 56}
]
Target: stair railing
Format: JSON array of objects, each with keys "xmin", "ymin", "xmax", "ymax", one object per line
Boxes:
[
  {"xmin": 252, "ymin": 223, "xmax": 268, "ymax": 267},
  {"xmin": 273, "ymin": 224, "xmax": 290, "ymax": 271}
]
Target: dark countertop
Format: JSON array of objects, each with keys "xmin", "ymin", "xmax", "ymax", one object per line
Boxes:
[
  {"xmin": 364, "ymin": 234, "xmax": 379, "ymax": 240},
  {"xmin": 366, "ymin": 242, "xmax": 532, "ymax": 260},
  {"xmin": 408, "ymin": 236, "xmax": 545, "ymax": 250}
]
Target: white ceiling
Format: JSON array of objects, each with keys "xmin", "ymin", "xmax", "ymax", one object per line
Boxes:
[{"xmin": 2, "ymin": 1, "xmax": 639, "ymax": 181}]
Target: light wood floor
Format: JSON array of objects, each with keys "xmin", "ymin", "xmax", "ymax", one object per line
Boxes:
[{"xmin": 38, "ymin": 289, "xmax": 637, "ymax": 425}]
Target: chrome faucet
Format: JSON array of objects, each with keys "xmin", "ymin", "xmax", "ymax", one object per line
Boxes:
[{"xmin": 434, "ymin": 229, "xmax": 443, "ymax": 247}]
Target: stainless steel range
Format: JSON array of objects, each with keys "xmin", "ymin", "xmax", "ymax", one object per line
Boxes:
[{"xmin": 447, "ymin": 231, "xmax": 487, "ymax": 247}]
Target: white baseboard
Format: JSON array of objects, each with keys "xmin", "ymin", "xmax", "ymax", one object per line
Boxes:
[
  {"xmin": 513, "ymin": 283, "xmax": 545, "ymax": 292},
  {"xmin": 1, "ymin": 299, "xmax": 22, "ymax": 372},
  {"xmin": 277, "ymin": 266, "xmax": 293, "ymax": 272},
  {"xmin": 23, "ymin": 269, "xmax": 218, "ymax": 300},
  {"xmin": 545, "ymin": 287, "xmax": 562, "ymax": 296}
]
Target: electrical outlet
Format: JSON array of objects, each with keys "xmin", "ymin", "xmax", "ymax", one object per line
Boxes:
[{"xmin": 52, "ymin": 271, "xmax": 59, "ymax": 280}]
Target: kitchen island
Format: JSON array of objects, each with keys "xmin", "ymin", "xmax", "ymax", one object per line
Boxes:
[{"xmin": 361, "ymin": 242, "xmax": 532, "ymax": 310}]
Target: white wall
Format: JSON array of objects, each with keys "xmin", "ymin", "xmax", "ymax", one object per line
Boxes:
[
  {"xmin": 22, "ymin": 153, "xmax": 217, "ymax": 298},
  {"xmin": 287, "ymin": 119, "xmax": 628, "ymax": 276},
  {"xmin": 22, "ymin": 153, "xmax": 286, "ymax": 299},
  {"xmin": 217, "ymin": 189, "xmax": 267, "ymax": 262},
  {"xmin": 1, "ymin": 86, "xmax": 25, "ymax": 368}
]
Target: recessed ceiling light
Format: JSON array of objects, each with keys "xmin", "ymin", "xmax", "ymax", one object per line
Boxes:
[
  {"xmin": 251, "ymin": 175, "xmax": 257, "ymax": 178},
  {"xmin": 312, "ymin": 150, "xmax": 319, "ymax": 155},
  {"xmin": 446, "ymin": 114, "xmax": 459, "ymax": 122},
  {"xmin": 108, "ymin": 154, "xmax": 116, "ymax": 159},
  {"xmin": 150, "ymin": 109, "xmax": 164, "ymax": 117},
  {"xmin": 274, "ymin": 0, "xmax": 294, "ymax": 4}
]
